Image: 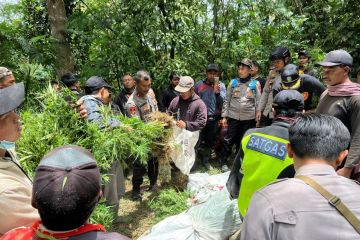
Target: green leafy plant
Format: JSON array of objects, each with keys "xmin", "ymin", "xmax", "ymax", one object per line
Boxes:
[
  {"xmin": 148, "ymin": 188, "xmax": 190, "ymax": 222},
  {"xmin": 89, "ymin": 200, "xmax": 114, "ymax": 229},
  {"xmin": 17, "ymin": 86, "xmax": 168, "ymax": 227}
]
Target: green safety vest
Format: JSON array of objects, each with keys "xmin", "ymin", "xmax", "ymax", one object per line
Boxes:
[{"xmin": 238, "ymin": 132, "xmax": 293, "ymax": 216}]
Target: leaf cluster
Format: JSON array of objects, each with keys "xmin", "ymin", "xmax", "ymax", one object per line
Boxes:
[
  {"xmin": 148, "ymin": 188, "xmax": 190, "ymax": 222},
  {"xmin": 18, "ymin": 86, "xmax": 166, "ymax": 175},
  {"xmin": 16, "ymin": 86, "xmax": 167, "ymax": 227}
]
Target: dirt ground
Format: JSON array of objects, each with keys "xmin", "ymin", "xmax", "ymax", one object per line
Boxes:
[{"xmin": 112, "ymin": 177, "xmax": 157, "ymax": 239}]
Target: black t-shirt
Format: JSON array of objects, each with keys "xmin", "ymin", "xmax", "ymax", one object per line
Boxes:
[
  {"xmin": 274, "ymin": 74, "xmax": 325, "ymax": 110},
  {"xmin": 161, "ymin": 85, "xmax": 179, "ymax": 111},
  {"xmin": 114, "ymin": 88, "xmax": 133, "ymax": 116}
]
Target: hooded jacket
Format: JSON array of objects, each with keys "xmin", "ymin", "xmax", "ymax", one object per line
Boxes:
[{"xmin": 168, "ymin": 93, "xmax": 207, "ymax": 132}]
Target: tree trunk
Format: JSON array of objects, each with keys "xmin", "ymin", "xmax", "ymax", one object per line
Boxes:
[
  {"xmin": 47, "ymin": 0, "xmax": 74, "ymax": 78},
  {"xmin": 212, "ymin": 0, "xmax": 219, "ymax": 46},
  {"xmin": 158, "ymin": 0, "xmax": 176, "ymax": 59}
]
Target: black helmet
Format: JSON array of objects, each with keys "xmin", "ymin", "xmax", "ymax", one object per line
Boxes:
[
  {"xmin": 298, "ymin": 50, "xmax": 310, "ymax": 58},
  {"xmin": 281, "ymin": 64, "xmax": 299, "ymax": 84},
  {"xmin": 270, "ymin": 46, "xmax": 290, "ymax": 61},
  {"xmin": 273, "ymin": 90, "xmax": 304, "ymax": 111},
  {"xmin": 60, "ymin": 73, "xmax": 78, "ymax": 87}
]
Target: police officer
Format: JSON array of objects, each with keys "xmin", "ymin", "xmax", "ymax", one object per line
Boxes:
[
  {"xmin": 226, "ymin": 90, "xmax": 304, "ymax": 217},
  {"xmin": 277, "ymin": 64, "xmax": 325, "ymax": 110},
  {"xmin": 256, "ymin": 46, "xmax": 291, "ymax": 127},
  {"xmin": 241, "ymin": 113, "xmax": 360, "ymax": 240},
  {"xmin": 0, "ymin": 83, "xmax": 40, "ymax": 234},
  {"xmin": 221, "ymin": 58, "xmax": 261, "ymax": 172},
  {"xmin": 125, "ymin": 70, "xmax": 159, "ymax": 201}
]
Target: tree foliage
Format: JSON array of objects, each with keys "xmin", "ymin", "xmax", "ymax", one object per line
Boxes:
[{"xmin": 4, "ymin": 0, "xmax": 359, "ymax": 92}]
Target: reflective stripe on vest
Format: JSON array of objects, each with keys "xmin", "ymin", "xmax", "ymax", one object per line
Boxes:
[{"xmin": 238, "ymin": 132, "xmax": 293, "ymax": 216}]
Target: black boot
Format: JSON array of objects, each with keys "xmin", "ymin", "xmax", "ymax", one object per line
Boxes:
[
  {"xmin": 202, "ymin": 147, "xmax": 213, "ymax": 170},
  {"xmin": 220, "ymin": 158, "xmax": 229, "ymax": 172},
  {"xmin": 131, "ymin": 187, "xmax": 142, "ymax": 201}
]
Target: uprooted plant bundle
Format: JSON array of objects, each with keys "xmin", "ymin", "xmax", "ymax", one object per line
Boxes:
[
  {"xmin": 16, "ymin": 86, "xmax": 175, "ymax": 228},
  {"xmin": 147, "ymin": 111, "xmax": 177, "ymax": 183}
]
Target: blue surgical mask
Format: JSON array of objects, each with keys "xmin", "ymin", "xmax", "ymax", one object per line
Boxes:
[{"xmin": 0, "ymin": 140, "xmax": 16, "ymax": 150}]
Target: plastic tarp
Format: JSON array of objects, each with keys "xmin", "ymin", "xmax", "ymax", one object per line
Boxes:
[
  {"xmin": 139, "ymin": 172, "xmax": 241, "ymax": 240},
  {"xmin": 187, "ymin": 172, "xmax": 230, "ymax": 205}
]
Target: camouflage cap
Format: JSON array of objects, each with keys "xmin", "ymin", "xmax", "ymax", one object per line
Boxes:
[
  {"xmin": 0, "ymin": 82, "xmax": 25, "ymax": 115},
  {"xmin": 237, "ymin": 58, "xmax": 254, "ymax": 69},
  {"xmin": 0, "ymin": 67, "xmax": 13, "ymax": 80}
]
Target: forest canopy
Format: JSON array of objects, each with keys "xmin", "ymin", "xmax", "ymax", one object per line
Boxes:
[{"xmin": 1, "ymin": 0, "xmax": 359, "ymax": 95}]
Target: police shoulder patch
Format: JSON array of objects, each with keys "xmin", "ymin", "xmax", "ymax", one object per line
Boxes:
[
  {"xmin": 267, "ymin": 178, "xmax": 289, "ymax": 186},
  {"xmin": 246, "ymin": 135, "xmax": 287, "ymax": 160}
]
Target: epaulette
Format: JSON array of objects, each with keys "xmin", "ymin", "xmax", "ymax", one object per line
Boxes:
[
  {"xmin": 353, "ymin": 179, "xmax": 360, "ymax": 186},
  {"xmin": 266, "ymin": 178, "xmax": 290, "ymax": 186}
]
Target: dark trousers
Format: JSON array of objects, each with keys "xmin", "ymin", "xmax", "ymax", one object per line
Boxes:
[
  {"xmin": 132, "ymin": 158, "xmax": 159, "ymax": 191},
  {"xmin": 196, "ymin": 116, "xmax": 221, "ymax": 163},
  {"xmin": 259, "ymin": 114, "xmax": 272, "ymax": 127},
  {"xmin": 223, "ymin": 118, "xmax": 256, "ymax": 160},
  {"xmin": 200, "ymin": 116, "xmax": 219, "ymax": 148}
]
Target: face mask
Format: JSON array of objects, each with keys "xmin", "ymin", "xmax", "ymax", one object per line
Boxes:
[{"xmin": 0, "ymin": 140, "xmax": 16, "ymax": 150}]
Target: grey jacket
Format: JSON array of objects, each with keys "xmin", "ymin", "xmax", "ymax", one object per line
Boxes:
[
  {"xmin": 258, "ymin": 70, "xmax": 281, "ymax": 117},
  {"xmin": 222, "ymin": 77, "xmax": 261, "ymax": 121},
  {"xmin": 79, "ymin": 95, "xmax": 121, "ymax": 129},
  {"xmin": 241, "ymin": 164, "xmax": 360, "ymax": 240}
]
